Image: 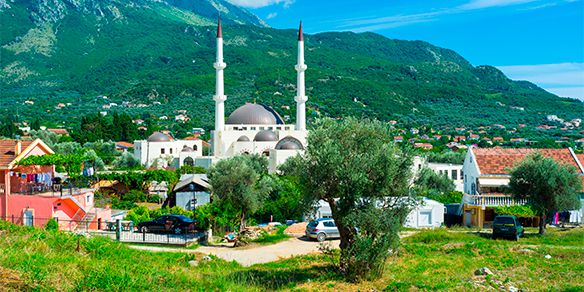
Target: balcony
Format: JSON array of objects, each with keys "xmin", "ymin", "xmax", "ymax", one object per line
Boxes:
[{"xmin": 463, "ymin": 193, "xmax": 527, "ymax": 207}]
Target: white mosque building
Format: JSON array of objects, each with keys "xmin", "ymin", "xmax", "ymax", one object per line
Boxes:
[
  {"xmin": 134, "ymin": 132, "xmax": 203, "ymax": 168},
  {"xmin": 202, "ymin": 19, "xmax": 309, "ymax": 172}
]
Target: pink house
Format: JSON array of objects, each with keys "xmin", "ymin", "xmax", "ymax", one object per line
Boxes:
[{"xmin": 0, "ymin": 139, "xmax": 110, "ymax": 230}]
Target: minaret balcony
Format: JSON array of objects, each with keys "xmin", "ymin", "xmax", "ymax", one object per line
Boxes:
[
  {"xmin": 213, "ymin": 95, "xmax": 227, "ymax": 102},
  {"xmin": 214, "ymin": 62, "xmax": 227, "ymax": 70},
  {"xmin": 295, "ymin": 64, "xmax": 307, "ymax": 72},
  {"xmin": 295, "ymin": 95, "xmax": 308, "ymax": 102}
]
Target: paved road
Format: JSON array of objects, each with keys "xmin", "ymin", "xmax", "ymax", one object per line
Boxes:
[{"xmin": 129, "ymin": 237, "xmax": 340, "ymax": 267}]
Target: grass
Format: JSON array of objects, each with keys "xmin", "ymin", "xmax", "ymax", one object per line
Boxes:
[
  {"xmin": 250, "ymin": 225, "xmax": 291, "ymax": 245},
  {"xmin": 0, "ymin": 220, "xmax": 582, "ymax": 291}
]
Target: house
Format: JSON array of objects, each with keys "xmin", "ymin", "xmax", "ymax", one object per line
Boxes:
[
  {"xmin": 414, "ymin": 143, "xmax": 433, "ymax": 150},
  {"xmin": 394, "ymin": 136, "xmax": 404, "ymax": 143},
  {"xmin": 167, "ymin": 174, "xmax": 210, "ymax": 211},
  {"xmin": 47, "ymin": 128, "xmax": 69, "ymax": 136},
  {"xmin": 492, "ymin": 137, "xmax": 504, "ymax": 142},
  {"xmin": 461, "ymin": 147, "xmax": 583, "ymax": 227},
  {"xmin": 0, "ymin": 139, "xmax": 111, "ymax": 230},
  {"xmin": 454, "ymin": 136, "xmax": 466, "ymax": 142},
  {"xmin": 510, "ymin": 138, "xmax": 526, "ymax": 143},
  {"xmin": 469, "ymin": 134, "xmax": 479, "ymax": 140},
  {"xmin": 134, "ymin": 132, "xmax": 203, "ymax": 168},
  {"xmin": 115, "ymin": 141, "xmax": 133, "ymax": 152},
  {"xmin": 427, "ymin": 162, "xmax": 464, "ymax": 192}
]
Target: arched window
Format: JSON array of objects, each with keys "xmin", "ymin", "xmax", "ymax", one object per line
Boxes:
[
  {"xmin": 184, "ymin": 157, "xmax": 194, "ymax": 166},
  {"xmin": 193, "ymin": 145, "xmax": 198, "ymax": 151},
  {"xmin": 262, "ymin": 150, "xmax": 270, "ymax": 157}
]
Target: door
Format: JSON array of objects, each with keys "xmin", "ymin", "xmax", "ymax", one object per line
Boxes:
[
  {"xmin": 23, "ymin": 210, "xmax": 34, "ymax": 227},
  {"xmin": 465, "ymin": 211, "xmax": 472, "ymax": 227},
  {"xmin": 419, "ymin": 211, "xmax": 432, "ymax": 227}
]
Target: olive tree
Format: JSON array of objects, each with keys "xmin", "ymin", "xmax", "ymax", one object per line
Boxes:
[
  {"xmin": 281, "ymin": 117, "xmax": 416, "ymax": 281},
  {"xmin": 208, "ymin": 154, "xmax": 272, "ymax": 232},
  {"xmin": 509, "ymin": 153, "xmax": 582, "ymax": 234}
]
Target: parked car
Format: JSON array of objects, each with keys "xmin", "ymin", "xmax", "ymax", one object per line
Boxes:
[
  {"xmin": 137, "ymin": 215, "xmax": 196, "ymax": 234},
  {"xmin": 306, "ymin": 218, "xmax": 340, "ymax": 242},
  {"xmin": 492, "ymin": 215, "xmax": 524, "ymax": 240}
]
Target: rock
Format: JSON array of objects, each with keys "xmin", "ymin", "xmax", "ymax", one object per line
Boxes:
[
  {"xmin": 544, "ymin": 254, "xmax": 552, "ymax": 259},
  {"xmin": 474, "ymin": 267, "xmax": 494, "ymax": 276},
  {"xmin": 202, "ymin": 256, "xmax": 212, "ymax": 262},
  {"xmin": 188, "ymin": 260, "xmax": 198, "ymax": 267},
  {"xmin": 508, "ymin": 286, "xmax": 519, "ymax": 292}
]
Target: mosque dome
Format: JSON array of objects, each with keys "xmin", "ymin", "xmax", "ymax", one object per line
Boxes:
[
  {"xmin": 237, "ymin": 136, "xmax": 251, "ymax": 142},
  {"xmin": 226, "ymin": 103, "xmax": 284, "ymax": 125},
  {"xmin": 181, "ymin": 145, "xmax": 195, "ymax": 152},
  {"xmin": 147, "ymin": 132, "xmax": 172, "ymax": 142},
  {"xmin": 275, "ymin": 136, "xmax": 304, "ymax": 150},
  {"xmin": 254, "ymin": 130, "xmax": 278, "ymax": 142}
]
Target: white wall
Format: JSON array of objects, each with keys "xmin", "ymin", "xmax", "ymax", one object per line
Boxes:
[
  {"xmin": 134, "ymin": 140, "xmax": 202, "ymax": 168},
  {"xmin": 462, "ymin": 148, "xmax": 480, "ymax": 195},
  {"xmin": 404, "ymin": 199, "xmax": 445, "ymax": 228},
  {"xmin": 427, "ymin": 163, "xmax": 464, "ymax": 192}
]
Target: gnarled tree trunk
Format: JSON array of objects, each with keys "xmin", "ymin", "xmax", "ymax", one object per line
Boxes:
[{"xmin": 539, "ymin": 213, "xmax": 546, "ymax": 235}]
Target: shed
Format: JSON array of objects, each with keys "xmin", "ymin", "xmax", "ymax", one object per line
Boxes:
[
  {"xmin": 404, "ymin": 198, "xmax": 445, "ymax": 228},
  {"xmin": 168, "ymin": 174, "xmax": 210, "ymax": 211}
]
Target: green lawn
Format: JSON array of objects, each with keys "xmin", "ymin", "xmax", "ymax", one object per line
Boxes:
[{"xmin": 0, "ymin": 221, "xmax": 582, "ymax": 291}]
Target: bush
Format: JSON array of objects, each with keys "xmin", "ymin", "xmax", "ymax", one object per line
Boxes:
[
  {"xmin": 494, "ymin": 205, "xmax": 536, "ymax": 218},
  {"xmin": 45, "ymin": 219, "xmax": 59, "ymax": 231},
  {"xmin": 113, "ymin": 152, "xmax": 143, "ymax": 170}
]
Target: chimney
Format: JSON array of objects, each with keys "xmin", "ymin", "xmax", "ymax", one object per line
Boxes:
[{"xmin": 15, "ymin": 141, "xmax": 22, "ymax": 155}]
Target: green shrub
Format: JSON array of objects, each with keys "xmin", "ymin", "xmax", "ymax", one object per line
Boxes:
[
  {"xmin": 45, "ymin": 219, "xmax": 59, "ymax": 232},
  {"xmin": 494, "ymin": 205, "xmax": 536, "ymax": 217}
]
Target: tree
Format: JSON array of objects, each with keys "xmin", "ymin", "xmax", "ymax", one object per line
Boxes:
[
  {"xmin": 281, "ymin": 117, "xmax": 416, "ymax": 281},
  {"xmin": 255, "ymin": 175, "xmax": 304, "ymax": 223},
  {"xmin": 208, "ymin": 155, "xmax": 272, "ymax": 232},
  {"xmin": 414, "ymin": 167, "xmax": 455, "ymax": 196},
  {"xmin": 508, "ymin": 153, "xmax": 582, "ymax": 234},
  {"xmin": 113, "ymin": 152, "xmax": 142, "ymax": 170}
]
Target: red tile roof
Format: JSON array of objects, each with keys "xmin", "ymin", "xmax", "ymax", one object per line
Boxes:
[
  {"xmin": 0, "ymin": 140, "xmax": 35, "ymax": 169},
  {"xmin": 115, "ymin": 141, "xmax": 134, "ymax": 148},
  {"xmin": 472, "ymin": 148, "xmax": 583, "ymax": 175},
  {"xmin": 47, "ymin": 128, "xmax": 69, "ymax": 135}
]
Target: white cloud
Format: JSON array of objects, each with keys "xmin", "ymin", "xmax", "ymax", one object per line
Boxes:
[
  {"xmin": 227, "ymin": 0, "xmax": 294, "ymax": 8},
  {"xmin": 497, "ymin": 63, "xmax": 584, "ymax": 100},
  {"xmin": 459, "ymin": 0, "xmax": 539, "ymax": 10},
  {"xmin": 337, "ymin": 0, "xmax": 575, "ymax": 32},
  {"xmin": 266, "ymin": 12, "xmax": 278, "ymax": 19}
]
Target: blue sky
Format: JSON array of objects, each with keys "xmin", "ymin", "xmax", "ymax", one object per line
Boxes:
[{"xmin": 227, "ymin": 0, "xmax": 584, "ymax": 100}]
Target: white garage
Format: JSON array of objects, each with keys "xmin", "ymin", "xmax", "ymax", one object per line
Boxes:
[
  {"xmin": 311, "ymin": 198, "xmax": 445, "ymax": 229},
  {"xmin": 404, "ymin": 198, "xmax": 445, "ymax": 228}
]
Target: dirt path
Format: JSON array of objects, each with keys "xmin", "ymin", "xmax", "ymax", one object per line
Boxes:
[{"xmin": 129, "ymin": 237, "xmax": 340, "ymax": 267}]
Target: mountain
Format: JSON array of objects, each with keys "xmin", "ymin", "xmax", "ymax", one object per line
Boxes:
[{"xmin": 1, "ymin": 0, "xmax": 582, "ymax": 132}]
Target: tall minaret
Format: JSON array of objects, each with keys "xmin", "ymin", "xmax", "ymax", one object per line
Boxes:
[
  {"xmin": 294, "ymin": 21, "xmax": 308, "ymax": 131},
  {"xmin": 213, "ymin": 17, "xmax": 227, "ymax": 156}
]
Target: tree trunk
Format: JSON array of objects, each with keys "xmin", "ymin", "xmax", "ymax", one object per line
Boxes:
[
  {"xmin": 327, "ymin": 199, "xmax": 354, "ymax": 274},
  {"xmin": 539, "ymin": 213, "xmax": 546, "ymax": 235},
  {"xmin": 240, "ymin": 210, "xmax": 246, "ymax": 233}
]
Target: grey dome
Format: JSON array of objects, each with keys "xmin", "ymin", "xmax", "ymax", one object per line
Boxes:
[
  {"xmin": 147, "ymin": 132, "xmax": 172, "ymax": 142},
  {"xmin": 182, "ymin": 145, "xmax": 194, "ymax": 152},
  {"xmin": 275, "ymin": 136, "xmax": 304, "ymax": 150},
  {"xmin": 237, "ymin": 136, "xmax": 250, "ymax": 142},
  {"xmin": 254, "ymin": 130, "xmax": 278, "ymax": 142},
  {"xmin": 227, "ymin": 103, "xmax": 284, "ymax": 125}
]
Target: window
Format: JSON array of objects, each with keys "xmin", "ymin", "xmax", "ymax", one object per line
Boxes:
[
  {"xmin": 451, "ymin": 170, "xmax": 457, "ymax": 180},
  {"xmin": 170, "ymin": 148, "xmax": 173, "ymax": 154},
  {"xmin": 323, "ymin": 221, "xmax": 336, "ymax": 227},
  {"xmin": 193, "ymin": 145, "xmax": 198, "ymax": 151},
  {"xmin": 161, "ymin": 148, "xmax": 165, "ymax": 154},
  {"xmin": 460, "ymin": 170, "xmax": 464, "ymax": 180},
  {"xmin": 86, "ymin": 195, "xmax": 91, "ymax": 204}
]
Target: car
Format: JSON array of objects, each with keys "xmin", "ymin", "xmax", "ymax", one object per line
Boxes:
[
  {"xmin": 305, "ymin": 218, "xmax": 340, "ymax": 242},
  {"xmin": 492, "ymin": 215, "xmax": 524, "ymax": 241},
  {"xmin": 137, "ymin": 215, "xmax": 196, "ymax": 234}
]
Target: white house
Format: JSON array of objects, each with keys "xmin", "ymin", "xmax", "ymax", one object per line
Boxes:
[
  {"xmin": 461, "ymin": 147, "xmax": 584, "ymax": 227},
  {"xmin": 134, "ymin": 132, "xmax": 202, "ymax": 168},
  {"xmin": 427, "ymin": 162, "xmax": 464, "ymax": 192}
]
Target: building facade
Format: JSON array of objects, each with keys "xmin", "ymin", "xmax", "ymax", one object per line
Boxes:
[{"xmin": 134, "ymin": 132, "xmax": 203, "ymax": 168}]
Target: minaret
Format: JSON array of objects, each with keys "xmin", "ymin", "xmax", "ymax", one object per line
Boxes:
[
  {"xmin": 294, "ymin": 21, "xmax": 308, "ymax": 131},
  {"xmin": 213, "ymin": 17, "xmax": 227, "ymax": 156}
]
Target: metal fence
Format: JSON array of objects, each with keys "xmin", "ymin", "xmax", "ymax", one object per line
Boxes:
[{"xmin": 1, "ymin": 216, "xmax": 206, "ymax": 246}]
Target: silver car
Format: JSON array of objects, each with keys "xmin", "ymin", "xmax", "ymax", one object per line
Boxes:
[{"xmin": 305, "ymin": 218, "xmax": 339, "ymax": 242}]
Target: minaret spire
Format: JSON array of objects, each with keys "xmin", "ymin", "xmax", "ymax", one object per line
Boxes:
[
  {"xmin": 295, "ymin": 21, "xmax": 307, "ymax": 131},
  {"xmin": 213, "ymin": 16, "xmax": 227, "ymax": 156}
]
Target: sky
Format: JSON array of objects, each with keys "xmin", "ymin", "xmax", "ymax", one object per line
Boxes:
[{"xmin": 227, "ymin": 0, "xmax": 584, "ymax": 100}]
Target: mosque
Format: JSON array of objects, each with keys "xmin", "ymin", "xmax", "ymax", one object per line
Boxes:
[
  {"xmin": 207, "ymin": 19, "xmax": 309, "ymax": 171},
  {"xmin": 136, "ymin": 19, "xmax": 309, "ymax": 171}
]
